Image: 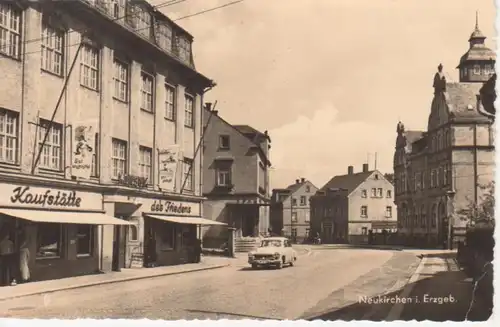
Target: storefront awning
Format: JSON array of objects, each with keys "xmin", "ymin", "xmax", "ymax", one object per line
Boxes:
[
  {"xmin": 146, "ymin": 214, "xmax": 227, "ymax": 226},
  {"xmin": 0, "ymin": 208, "xmax": 134, "ymax": 225}
]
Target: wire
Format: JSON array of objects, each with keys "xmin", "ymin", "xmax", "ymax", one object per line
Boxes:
[
  {"xmin": 0, "ymin": 0, "xmax": 243, "ymax": 60},
  {"xmin": 173, "ymin": 0, "xmax": 244, "ymax": 21},
  {"xmin": 0, "ymin": 0, "xmax": 186, "ymax": 54}
]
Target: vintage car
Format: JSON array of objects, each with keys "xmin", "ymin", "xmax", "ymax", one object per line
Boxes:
[{"xmin": 248, "ymin": 237, "xmax": 297, "ymax": 269}]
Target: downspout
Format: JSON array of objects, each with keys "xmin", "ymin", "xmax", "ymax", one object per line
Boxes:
[{"xmin": 199, "ymin": 82, "xmax": 216, "ymax": 204}]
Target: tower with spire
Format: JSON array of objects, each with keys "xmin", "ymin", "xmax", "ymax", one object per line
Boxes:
[{"xmin": 457, "ymin": 11, "xmax": 496, "ymax": 83}]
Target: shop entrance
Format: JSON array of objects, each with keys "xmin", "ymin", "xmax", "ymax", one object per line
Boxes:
[{"xmin": 112, "ymin": 225, "xmax": 127, "ymax": 272}]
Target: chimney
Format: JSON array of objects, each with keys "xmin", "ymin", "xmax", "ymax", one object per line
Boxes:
[
  {"xmin": 362, "ymin": 163, "xmax": 369, "ymax": 173},
  {"xmin": 205, "ymin": 102, "xmax": 212, "ymax": 111},
  {"xmin": 348, "ymin": 166, "xmax": 354, "ymax": 175},
  {"xmin": 295, "ymin": 179, "xmax": 300, "ymax": 184},
  {"xmin": 301, "ymin": 177, "xmax": 305, "ymax": 183}
]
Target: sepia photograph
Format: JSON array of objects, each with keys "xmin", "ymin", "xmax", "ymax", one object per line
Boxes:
[{"xmin": 0, "ymin": 0, "xmax": 496, "ymax": 323}]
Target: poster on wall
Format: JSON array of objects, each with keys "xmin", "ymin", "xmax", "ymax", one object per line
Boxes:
[
  {"xmin": 71, "ymin": 124, "xmax": 95, "ymax": 179},
  {"xmin": 158, "ymin": 145, "xmax": 181, "ymax": 192}
]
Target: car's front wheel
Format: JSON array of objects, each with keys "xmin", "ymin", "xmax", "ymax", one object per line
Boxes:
[{"xmin": 251, "ymin": 263, "xmax": 258, "ymax": 269}]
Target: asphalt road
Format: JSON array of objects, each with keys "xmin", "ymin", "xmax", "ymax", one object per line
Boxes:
[{"xmin": 1, "ymin": 247, "xmax": 422, "ymax": 320}]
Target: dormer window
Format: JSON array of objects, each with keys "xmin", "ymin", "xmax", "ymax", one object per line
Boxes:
[
  {"xmin": 473, "ymin": 65, "xmax": 481, "ymax": 75},
  {"xmin": 484, "ymin": 64, "xmax": 493, "ymax": 75}
]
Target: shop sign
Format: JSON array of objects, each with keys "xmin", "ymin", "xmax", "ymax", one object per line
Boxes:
[
  {"xmin": 0, "ymin": 184, "xmax": 102, "ymax": 211},
  {"xmin": 71, "ymin": 124, "xmax": 95, "ymax": 180},
  {"xmin": 116, "ymin": 174, "xmax": 148, "ymax": 189},
  {"xmin": 158, "ymin": 145, "xmax": 181, "ymax": 192},
  {"xmin": 148, "ymin": 199, "xmax": 200, "ymax": 217}
]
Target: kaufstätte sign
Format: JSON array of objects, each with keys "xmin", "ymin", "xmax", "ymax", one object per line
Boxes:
[{"xmin": 0, "ymin": 184, "xmax": 103, "ymax": 211}]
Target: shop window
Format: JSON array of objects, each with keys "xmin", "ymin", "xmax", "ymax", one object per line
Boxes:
[
  {"xmin": 129, "ymin": 225, "xmax": 138, "ymax": 241},
  {"xmin": 291, "ymin": 228, "xmax": 297, "ymax": 238},
  {"xmin": 159, "ymin": 223, "xmax": 175, "ymax": 250},
  {"xmin": 37, "ymin": 223, "xmax": 62, "ymax": 259},
  {"xmin": 361, "ymin": 227, "xmax": 368, "ymax": 235},
  {"xmin": 76, "ymin": 224, "xmax": 93, "ymax": 256}
]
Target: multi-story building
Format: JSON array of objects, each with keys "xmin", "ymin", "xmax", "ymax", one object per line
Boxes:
[
  {"xmin": 0, "ymin": 0, "xmax": 215, "ymax": 282},
  {"xmin": 393, "ymin": 16, "xmax": 495, "ymax": 248},
  {"xmin": 310, "ymin": 164, "xmax": 397, "ymax": 244},
  {"xmin": 202, "ymin": 107, "xmax": 272, "ymax": 247},
  {"xmin": 270, "ymin": 178, "xmax": 318, "ymax": 243}
]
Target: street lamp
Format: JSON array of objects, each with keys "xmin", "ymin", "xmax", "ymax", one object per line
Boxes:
[{"xmin": 446, "ymin": 189, "xmax": 456, "ymax": 250}]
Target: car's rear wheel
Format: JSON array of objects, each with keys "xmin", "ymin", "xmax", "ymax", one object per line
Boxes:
[
  {"xmin": 251, "ymin": 264, "xmax": 258, "ymax": 269},
  {"xmin": 277, "ymin": 258, "xmax": 283, "ymax": 269}
]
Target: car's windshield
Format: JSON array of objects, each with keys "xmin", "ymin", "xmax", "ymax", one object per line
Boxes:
[{"xmin": 260, "ymin": 240, "xmax": 282, "ymax": 247}]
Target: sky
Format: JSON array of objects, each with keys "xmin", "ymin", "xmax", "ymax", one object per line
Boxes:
[{"xmin": 152, "ymin": 0, "xmax": 497, "ymax": 189}]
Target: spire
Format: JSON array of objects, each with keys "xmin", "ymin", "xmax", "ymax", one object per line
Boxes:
[
  {"xmin": 469, "ymin": 11, "xmax": 486, "ymax": 43},
  {"xmin": 475, "ymin": 10, "xmax": 479, "ymax": 30}
]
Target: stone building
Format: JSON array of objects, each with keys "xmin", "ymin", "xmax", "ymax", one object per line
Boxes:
[
  {"xmin": 310, "ymin": 164, "xmax": 397, "ymax": 244},
  {"xmin": 202, "ymin": 107, "xmax": 272, "ymax": 248},
  {"xmin": 0, "ymin": 0, "xmax": 215, "ymax": 282},
  {"xmin": 393, "ymin": 16, "xmax": 495, "ymax": 248},
  {"xmin": 270, "ymin": 178, "xmax": 318, "ymax": 243}
]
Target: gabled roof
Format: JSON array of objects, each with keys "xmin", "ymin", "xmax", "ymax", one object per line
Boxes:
[
  {"xmin": 205, "ymin": 109, "xmax": 271, "ymax": 166},
  {"xmin": 444, "ymin": 82, "xmax": 489, "ymax": 120},
  {"xmin": 319, "ymin": 171, "xmax": 374, "ymax": 194},
  {"xmin": 405, "ymin": 131, "xmax": 424, "ymax": 144},
  {"xmin": 233, "ymin": 125, "xmax": 271, "ymax": 143}
]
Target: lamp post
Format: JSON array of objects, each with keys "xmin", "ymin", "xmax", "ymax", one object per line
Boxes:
[{"xmin": 446, "ymin": 189, "xmax": 456, "ymax": 250}]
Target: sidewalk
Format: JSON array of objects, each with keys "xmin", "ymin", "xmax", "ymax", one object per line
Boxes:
[
  {"xmin": 386, "ymin": 251, "xmax": 492, "ymax": 321},
  {"xmin": 0, "ymin": 255, "xmax": 235, "ymax": 302}
]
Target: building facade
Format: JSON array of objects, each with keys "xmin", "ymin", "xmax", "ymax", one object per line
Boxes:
[
  {"xmin": 393, "ymin": 17, "xmax": 495, "ymax": 248},
  {"xmin": 310, "ymin": 164, "xmax": 397, "ymax": 244},
  {"xmin": 202, "ymin": 107, "xmax": 272, "ymax": 247},
  {"xmin": 270, "ymin": 178, "xmax": 318, "ymax": 243},
  {"xmin": 0, "ymin": 0, "xmax": 215, "ymax": 282}
]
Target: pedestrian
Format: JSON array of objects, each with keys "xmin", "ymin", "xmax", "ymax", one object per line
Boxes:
[
  {"xmin": 18, "ymin": 233, "xmax": 30, "ymax": 284},
  {"xmin": 194, "ymin": 238, "xmax": 202, "ymax": 263},
  {"xmin": 0, "ymin": 232, "xmax": 15, "ymax": 286}
]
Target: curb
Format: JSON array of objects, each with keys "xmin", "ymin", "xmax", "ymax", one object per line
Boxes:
[{"xmin": 0, "ymin": 263, "xmax": 229, "ymax": 302}]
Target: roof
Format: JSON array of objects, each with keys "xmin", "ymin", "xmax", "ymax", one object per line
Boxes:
[
  {"xmin": 319, "ymin": 171, "xmax": 374, "ymax": 194},
  {"xmin": 233, "ymin": 125, "xmax": 271, "ymax": 143},
  {"xmin": 458, "ymin": 46, "xmax": 496, "ymax": 67},
  {"xmin": 405, "ymin": 130, "xmax": 424, "ymax": 144},
  {"xmin": 445, "ymin": 82, "xmax": 485, "ymax": 118}
]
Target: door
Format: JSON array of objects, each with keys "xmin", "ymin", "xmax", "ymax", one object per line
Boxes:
[{"xmin": 112, "ymin": 225, "xmax": 127, "ymax": 272}]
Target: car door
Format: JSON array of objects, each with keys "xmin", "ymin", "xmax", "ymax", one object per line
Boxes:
[{"xmin": 284, "ymin": 240, "xmax": 292, "ymax": 262}]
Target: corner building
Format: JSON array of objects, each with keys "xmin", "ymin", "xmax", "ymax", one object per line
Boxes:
[
  {"xmin": 0, "ymin": 0, "xmax": 214, "ymax": 282},
  {"xmin": 393, "ymin": 17, "xmax": 495, "ymax": 248}
]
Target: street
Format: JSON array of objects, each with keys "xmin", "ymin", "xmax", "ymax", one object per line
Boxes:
[{"xmin": 0, "ymin": 247, "xmax": 423, "ymax": 320}]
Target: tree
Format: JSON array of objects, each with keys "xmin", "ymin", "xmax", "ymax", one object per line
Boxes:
[
  {"xmin": 458, "ymin": 181, "xmax": 495, "ymax": 225},
  {"xmin": 384, "ymin": 173, "xmax": 394, "ymax": 185}
]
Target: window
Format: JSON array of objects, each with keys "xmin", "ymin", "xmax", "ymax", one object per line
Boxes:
[
  {"xmin": 371, "ymin": 188, "xmax": 376, "ymax": 197},
  {"xmin": 306, "ymin": 228, "xmax": 310, "ymax": 237},
  {"xmin": 184, "ymin": 94, "xmax": 194, "ymax": 128},
  {"xmin": 305, "ymin": 212, "xmax": 310, "ymax": 222},
  {"xmin": 385, "ymin": 206, "xmax": 392, "ymax": 218},
  {"xmin": 159, "ymin": 223, "xmax": 175, "ymax": 250},
  {"xmin": 176, "ymin": 35, "xmax": 191, "ymax": 63},
  {"xmin": 374, "ymin": 174, "xmax": 379, "ymax": 180},
  {"xmin": 129, "ymin": 225, "xmax": 138, "ymax": 241},
  {"xmin": 135, "ymin": 6, "xmax": 151, "ymax": 38},
  {"xmin": 431, "ymin": 204, "xmax": 437, "ymax": 227},
  {"xmin": 361, "ymin": 206, "xmax": 368, "ymax": 218},
  {"xmin": 76, "ymin": 224, "xmax": 93, "ymax": 256},
  {"xmin": 306, "ymin": 185, "xmax": 310, "ymax": 193},
  {"xmin": 361, "ymin": 227, "xmax": 368, "ymax": 235},
  {"xmin": 484, "ymin": 64, "xmax": 493, "ymax": 75},
  {"xmin": 165, "ymin": 84, "xmax": 176, "ymax": 120},
  {"xmin": 38, "ymin": 120, "xmax": 62, "ymax": 170},
  {"xmin": 386, "ymin": 190, "xmax": 392, "ymax": 198},
  {"xmin": 361, "ymin": 189, "xmax": 367, "ymax": 198},
  {"xmin": 430, "ymin": 169, "xmax": 435, "ymax": 188},
  {"xmin": 443, "ymin": 165, "xmax": 448, "ymax": 185},
  {"xmin": 111, "ymin": 0, "xmax": 125, "ymax": 19},
  {"xmin": 421, "ymin": 205, "xmax": 426, "ymax": 227},
  {"xmin": 113, "ymin": 59, "xmax": 128, "ymax": 102},
  {"xmin": 291, "ymin": 228, "xmax": 297, "ymax": 238},
  {"xmin": 182, "ymin": 157, "xmax": 193, "ymax": 191},
  {"xmin": 219, "ymin": 135, "xmax": 230, "ymax": 150},
  {"xmin": 155, "ymin": 21, "xmax": 173, "ymax": 52},
  {"xmin": 139, "ymin": 146, "xmax": 152, "ymax": 183},
  {"xmin": 80, "ymin": 44, "xmax": 99, "ymax": 90},
  {"xmin": 41, "ymin": 23, "xmax": 64, "ymax": 75},
  {"xmin": 91, "ymin": 133, "xmax": 99, "ymax": 177},
  {"xmin": 0, "ymin": 109, "xmax": 18, "ymax": 164},
  {"xmin": 473, "ymin": 65, "xmax": 480, "ymax": 75},
  {"xmin": 291, "ymin": 198, "xmax": 297, "ymax": 206},
  {"xmin": 0, "ymin": 3, "xmax": 21, "ymax": 59},
  {"xmin": 36, "ymin": 223, "xmax": 62, "ymax": 258},
  {"xmin": 111, "ymin": 138, "xmax": 127, "ymax": 179},
  {"xmin": 291, "ymin": 212, "xmax": 297, "ymax": 222},
  {"xmin": 300, "ymin": 196, "xmax": 306, "ymax": 206},
  {"xmin": 216, "ymin": 167, "xmax": 231, "ymax": 186},
  {"xmin": 140, "ymin": 72, "xmax": 154, "ymax": 112},
  {"xmin": 377, "ymin": 188, "xmax": 383, "ymax": 197}
]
